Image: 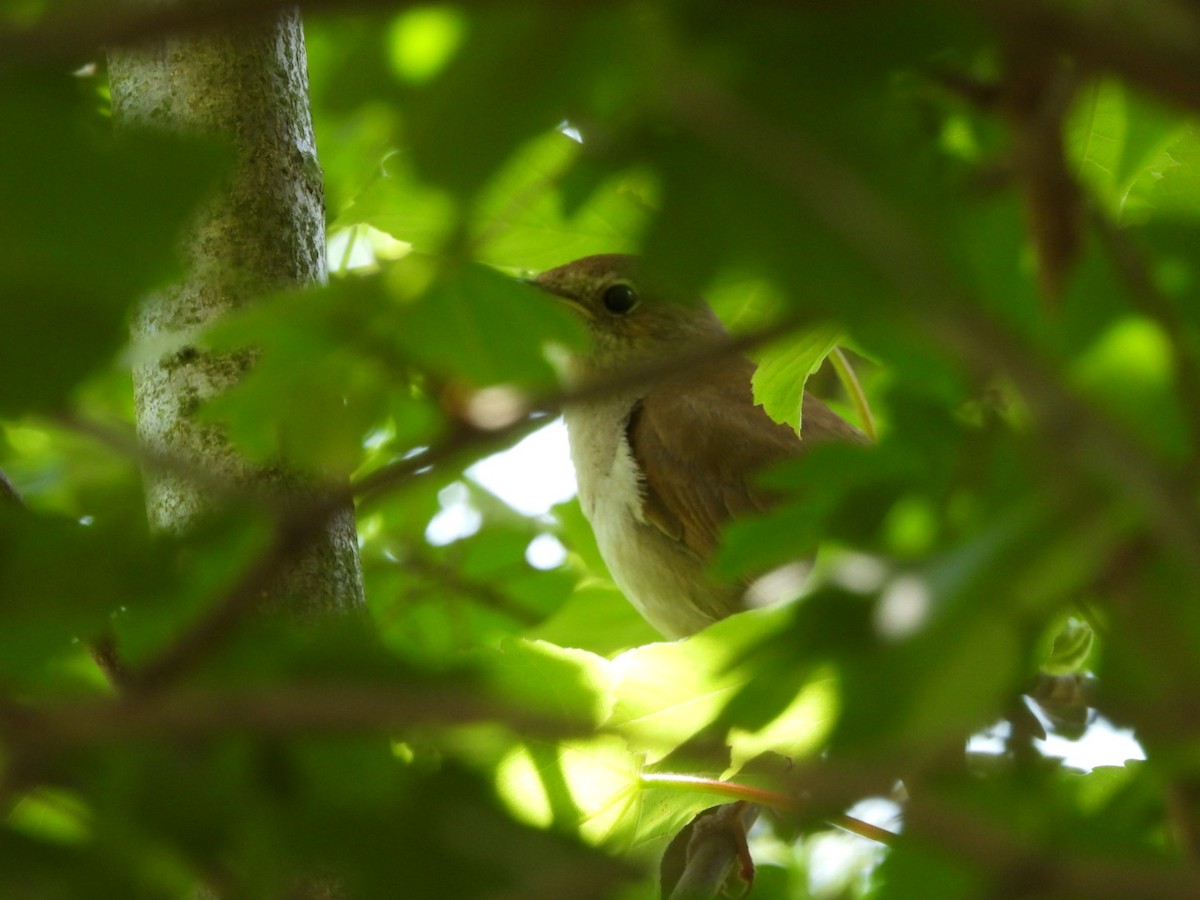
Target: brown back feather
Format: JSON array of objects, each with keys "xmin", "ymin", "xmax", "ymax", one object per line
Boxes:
[{"xmin": 626, "ymin": 356, "xmax": 862, "ymax": 561}]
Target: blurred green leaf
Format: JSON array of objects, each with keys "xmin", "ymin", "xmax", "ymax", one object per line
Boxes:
[
  {"xmin": 337, "ymin": 150, "xmax": 458, "ymax": 252},
  {"xmin": 0, "ymin": 74, "xmax": 226, "ymax": 415},
  {"xmin": 1147, "ymin": 124, "xmax": 1200, "ymax": 219},
  {"xmin": 1043, "ymin": 617, "xmax": 1096, "ymax": 675},
  {"xmin": 482, "ymin": 637, "xmax": 614, "ymax": 727},
  {"xmin": 610, "ymin": 606, "xmax": 835, "ymax": 768},
  {"xmin": 1067, "ymin": 80, "xmax": 1185, "ymax": 220},
  {"xmin": 202, "ymin": 277, "xmax": 435, "ymax": 475},
  {"xmin": 345, "ymin": 130, "xmax": 652, "ymax": 270},
  {"xmin": 394, "ymin": 257, "xmax": 585, "ymax": 386},
  {"xmin": 7, "ymin": 2, "xmax": 1200, "ymax": 896},
  {"xmin": 400, "ymin": 6, "xmax": 613, "ymax": 198},
  {"xmin": 0, "ymin": 505, "xmax": 173, "ymax": 682},
  {"xmin": 468, "ymin": 131, "xmax": 653, "ymax": 269}
]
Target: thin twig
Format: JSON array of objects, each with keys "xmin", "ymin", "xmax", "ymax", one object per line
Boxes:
[
  {"xmin": 972, "ymin": 0, "xmax": 1200, "ymax": 114},
  {"xmin": 354, "ymin": 312, "xmax": 805, "ymax": 506},
  {"xmin": 828, "ymin": 347, "xmax": 877, "ymax": 442},
  {"xmin": 641, "ymin": 773, "xmax": 898, "ymax": 846},
  {"xmin": 54, "ymin": 413, "xmax": 283, "ymax": 515}
]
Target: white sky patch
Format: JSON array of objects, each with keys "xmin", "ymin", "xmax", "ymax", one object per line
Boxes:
[
  {"xmin": 830, "ymin": 552, "xmax": 889, "ymax": 593},
  {"xmin": 745, "ymin": 562, "xmax": 811, "ymax": 608},
  {"xmin": 968, "ymin": 713, "xmax": 1146, "ymax": 772},
  {"xmin": 806, "ymin": 797, "xmax": 896, "ymax": 895},
  {"xmin": 873, "ymin": 574, "xmax": 931, "ymax": 640},
  {"xmin": 425, "ymin": 482, "xmax": 482, "ymax": 546},
  {"xmin": 327, "ymin": 224, "xmax": 409, "ymax": 272},
  {"xmin": 1040, "ymin": 719, "xmax": 1146, "ymax": 770},
  {"xmin": 526, "ymin": 534, "xmax": 568, "ymax": 570},
  {"xmin": 468, "ymin": 418, "xmax": 577, "ymax": 516}
]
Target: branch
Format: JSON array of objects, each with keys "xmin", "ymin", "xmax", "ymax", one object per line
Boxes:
[
  {"xmin": 0, "ymin": 0, "xmax": 363, "ymax": 63},
  {"xmin": 642, "ymin": 772, "xmax": 897, "ymax": 845},
  {"xmin": 645, "ymin": 765, "xmax": 1200, "ymax": 899},
  {"xmin": 353, "ymin": 315, "xmax": 805, "ymax": 508},
  {"xmin": 6, "ymin": 0, "xmax": 1200, "ymax": 131},
  {"xmin": 1, "ymin": 682, "xmax": 581, "ymax": 753},
  {"xmin": 54, "ymin": 413, "xmax": 285, "ymax": 516},
  {"xmin": 973, "ymin": 0, "xmax": 1200, "ymax": 114},
  {"xmin": 88, "ymin": 633, "xmax": 132, "ymax": 691},
  {"xmin": 666, "ymin": 802, "xmax": 759, "ymax": 900}
]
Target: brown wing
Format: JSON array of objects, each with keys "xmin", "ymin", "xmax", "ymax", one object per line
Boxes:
[
  {"xmin": 801, "ymin": 392, "xmax": 870, "ymax": 445},
  {"xmin": 627, "ymin": 356, "xmax": 861, "ymax": 561}
]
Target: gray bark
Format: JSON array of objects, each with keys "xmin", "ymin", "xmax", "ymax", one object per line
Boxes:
[{"xmin": 107, "ymin": 8, "xmax": 363, "ymax": 615}]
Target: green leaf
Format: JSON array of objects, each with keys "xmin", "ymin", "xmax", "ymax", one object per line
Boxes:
[
  {"xmin": 344, "ymin": 130, "xmax": 653, "ymax": 270},
  {"xmin": 609, "ymin": 606, "xmax": 835, "ymax": 768},
  {"xmin": 527, "ymin": 583, "xmax": 661, "ymax": 656},
  {"xmin": 1069, "ymin": 315, "xmax": 1188, "ymax": 459},
  {"xmin": 493, "ymin": 735, "xmax": 649, "ymax": 847},
  {"xmin": 393, "ymin": 258, "xmax": 585, "ymax": 386},
  {"xmin": 1147, "ymin": 124, "xmax": 1200, "ymax": 219},
  {"xmin": 1043, "ymin": 617, "xmax": 1096, "ymax": 675},
  {"xmin": 336, "ymin": 151, "xmax": 458, "ymax": 251},
  {"xmin": 0, "ymin": 74, "xmax": 226, "ymax": 414},
  {"xmin": 468, "ymin": 131, "xmax": 653, "ymax": 270},
  {"xmin": 752, "ymin": 324, "xmax": 845, "ymax": 432},
  {"xmin": 1067, "ymin": 79, "xmax": 1189, "ymax": 220},
  {"xmin": 400, "ymin": 7, "xmax": 603, "ymax": 197},
  {"xmin": 202, "ymin": 278, "xmax": 435, "ymax": 475},
  {"xmin": 1067, "ymin": 79, "xmax": 1127, "ymax": 204},
  {"xmin": 0, "ymin": 505, "xmax": 174, "ymax": 682},
  {"xmin": 482, "ymin": 638, "xmax": 615, "ymax": 726}
]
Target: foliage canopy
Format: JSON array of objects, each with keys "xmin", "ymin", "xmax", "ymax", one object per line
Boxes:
[{"xmin": 3, "ymin": 1, "xmax": 1200, "ymax": 897}]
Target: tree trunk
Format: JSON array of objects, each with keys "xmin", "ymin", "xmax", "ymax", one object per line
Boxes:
[{"xmin": 107, "ymin": 8, "xmax": 363, "ymax": 615}]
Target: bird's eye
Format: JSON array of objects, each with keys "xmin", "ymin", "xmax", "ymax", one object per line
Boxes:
[{"xmin": 601, "ymin": 283, "xmax": 638, "ymax": 314}]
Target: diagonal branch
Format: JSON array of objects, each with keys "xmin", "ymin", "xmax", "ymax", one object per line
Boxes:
[{"xmin": 0, "ymin": 682, "xmax": 584, "ymax": 754}]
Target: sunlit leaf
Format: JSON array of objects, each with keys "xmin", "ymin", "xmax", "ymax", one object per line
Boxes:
[{"xmin": 752, "ymin": 324, "xmax": 845, "ymax": 432}]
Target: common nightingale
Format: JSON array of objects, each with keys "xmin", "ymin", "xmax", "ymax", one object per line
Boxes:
[{"xmin": 532, "ymin": 254, "xmax": 864, "ymax": 638}]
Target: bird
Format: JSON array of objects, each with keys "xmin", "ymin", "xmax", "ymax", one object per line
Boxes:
[{"xmin": 530, "ymin": 254, "xmax": 864, "ymax": 639}]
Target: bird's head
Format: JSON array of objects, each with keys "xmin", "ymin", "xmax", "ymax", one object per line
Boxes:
[{"xmin": 530, "ymin": 254, "xmax": 727, "ymax": 371}]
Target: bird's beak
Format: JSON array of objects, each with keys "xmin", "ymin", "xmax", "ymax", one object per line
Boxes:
[
  {"xmin": 519, "ymin": 274, "xmax": 562, "ymax": 296},
  {"xmin": 519, "ymin": 274, "xmax": 593, "ymax": 320}
]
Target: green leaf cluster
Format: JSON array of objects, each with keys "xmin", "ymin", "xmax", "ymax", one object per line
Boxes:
[{"xmin": 5, "ymin": 1, "xmax": 1200, "ymax": 897}]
